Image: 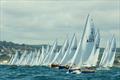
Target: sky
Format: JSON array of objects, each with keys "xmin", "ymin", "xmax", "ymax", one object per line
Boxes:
[{"xmin": 0, "ymin": 0, "xmax": 120, "ymax": 47}]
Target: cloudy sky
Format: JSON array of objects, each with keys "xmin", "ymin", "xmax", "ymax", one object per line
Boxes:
[{"xmin": 0, "ymin": 0, "xmax": 120, "ymax": 47}]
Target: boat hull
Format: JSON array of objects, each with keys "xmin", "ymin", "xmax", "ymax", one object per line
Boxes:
[
  {"xmin": 59, "ymin": 65, "xmax": 69, "ymax": 69},
  {"xmin": 81, "ymin": 67, "xmax": 96, "ymax": 73},
  {"xmin": 51, "ymin": 64, "xmax": 59, "ymax": 68}
]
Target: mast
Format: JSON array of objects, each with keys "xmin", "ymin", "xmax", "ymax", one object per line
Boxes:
[
  {"xmin": 51, "ymin": 38, "xmax": 69, "ymax": 64},
  {"xmin": 60, "ymin": 33, "xmax": 77, "ymax": 66},
  {"xmin": 99, "ymin": 35, "xmax": 116, "ymax": 67},
  {"xmin": 69, "ymin": 14, "xmax": 90, "ymax": 68}
]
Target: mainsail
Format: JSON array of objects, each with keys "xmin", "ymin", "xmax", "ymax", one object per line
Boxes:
[
  {"xmin": 83, "ymin": 29, "xmax": 100, "ymax": 67},
  {"xmin": 42, "ymin": 40, "xmax": 58, "ymax": 66},
  {"xmin": 60, "ymin": 33, "xmax": 77, "ymax": 66},
  {"xmin": 40, "ymin": 45, "xmax": 50, "ymax": 65},
  {"xmin": 38, "ymin": 46, "xmax": 45, "ymax": 65},
  {"xmin": 51, "ymin": 38, "xmax": 69, "ymax": 64},
  {"xmin": 69, "ymin": 15, "xmax": 97, "ymax": 68},
  {"xmin": 99, "ymin": 36, "xmax": 116, "ymax": 67},
  {"xmin": 33, "ymin": 49, "xmax": 41, "ymax": 65},
  {"xmin": 10, "ymin": 50, "xmax": 19, "ymax": 65}
]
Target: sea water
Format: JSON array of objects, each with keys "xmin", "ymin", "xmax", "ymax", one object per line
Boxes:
[{"xmin": 0, "ymin": 65, "xmax": 120, "ymax": 80}]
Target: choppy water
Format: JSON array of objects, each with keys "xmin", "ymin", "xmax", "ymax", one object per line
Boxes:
[{"xmin": 0, "ymin": 65, "xmax": 120, "ymax": 80}]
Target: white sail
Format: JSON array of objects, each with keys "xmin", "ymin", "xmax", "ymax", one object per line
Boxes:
[
  {"xmin": 51, "ymin": 38, "xmax": 69, "ymax": 64},
  {"xmin": 60, "ymin": 34, "xmax": 77, "ymax": 66},
  {"xmin": 70, "ymin": 15, "xmax": 96, "ymax": 68},
  {"xmin": 99, "ymin": 36, "xmax": 116, "ymax": 67},
  {"xmin": 40, "ymin": 45, "xmax": 50, "ymax": 65},
  {"xmin": 10, "ymin": 50, "xmax": 19, "ymax": 65},
  {"xmin": 9, "ymin": 48, "xmax": 17, "ymax": 65},
  {"xmin": 92, "ymin": 48, "xmax": 100, "ymax": 66},
  {"xmin": 51, "ymin": 50, "xmax": 61, "ymax": 64},
  {"xmin": 107, "ymin": 36, "xmax": 116, "ymax": 67},
  {"xmin": 92, "ymin": 30, "xmax": 100, "ymax": 66},
  {"xmin": 9, "ymin": 54, "xmax": 14, "ymax": 65},
  {"xmin": 45, "ymin": 45, "xmax": 50, "ymax": 56},
  {"xmin": 38, "ymin": 46, "xmax": 45, "ymax": 65},
  {"xmin": 42, "ymin": 40, "xmax": 58, "ymax": 66},
  {"xmin": 30, "ymin": 49, "xmax": 38, "ymax": 66},
  {"xmin": 48, "ymin": 41, "xmax": 58, "ymax": 65},
  {"xmin": 26, "ymin": 51, "xmax": 33, "ymax": 65},
  {"xmin": 99, "ymin": 40, "xmax": 110, "ymax": 67},
  {"xmin": 18, "ymin": 50, "xmax": 28, "ymax": 65},
  {"xmin": 83, "ymin": 30, "xmax": 100, "ymax": 67},
  {"xmin": 33, "ymin": 49, "xmax": 41, "ymax": 65},
  {"xmin": 81, "ymin": 19, "xmax": 95, "ymax": 66},
  {"xmin": 99, "ymin": 38, "xmax": 111, "ymax": 67},
  {"xmin": 22, "ymin": 53, "xmax": 29, "ymax": 65}
]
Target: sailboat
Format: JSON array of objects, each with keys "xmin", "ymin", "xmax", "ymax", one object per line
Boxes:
[
  {"xmin": 38, "ymin": 46, "xmax": 45, "ymax": 65},
  {"xmin": 67, "ymin": 14, "xmax": 98, "ymax": 74},
  {"xmin": 98, "ymin": 35, "xmax": 116, "ymax": 70},
  {"xmin": 9, "ymin": 54, "xmax": 14, "ymax": 65},
  {"xmin": 17, "ymin": 50, "xmax": 28, "ymax": 66},
  {"xmin": 50, "ymin": 38, "xmax": 69, "ymax": 68},
  {"xmin": 40, "ymin": 44, "xmax": 50, "ymax": 65},
  {"xmin": 80, "ymin": 30, "xmax": 100, "ymax": 73},
  {"xmin": 83, "ymin": 29, "xmax": 100, "ymax": 67},
  {"xmin": 59, "ymin": 33, "xmax": 77, "ymax": 69},
  {"xmin": 8, "ymin": 48, "xmax": 16, "ymax": 65},
  {"xmin": 42, "ymin": 40, "xmax": 58, "ymax": 66},
  {"xmin": 25, "ymin": 51, "xmax": 33, "ymax": 65},
  {"xmin": 10, "ymin": 50, "xmax": 19, "ymax": 65}
]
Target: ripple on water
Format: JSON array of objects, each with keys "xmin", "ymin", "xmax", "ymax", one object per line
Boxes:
[{"xmin": 0, "ymin": 65, "xmax": 120, "ymax": 80}]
